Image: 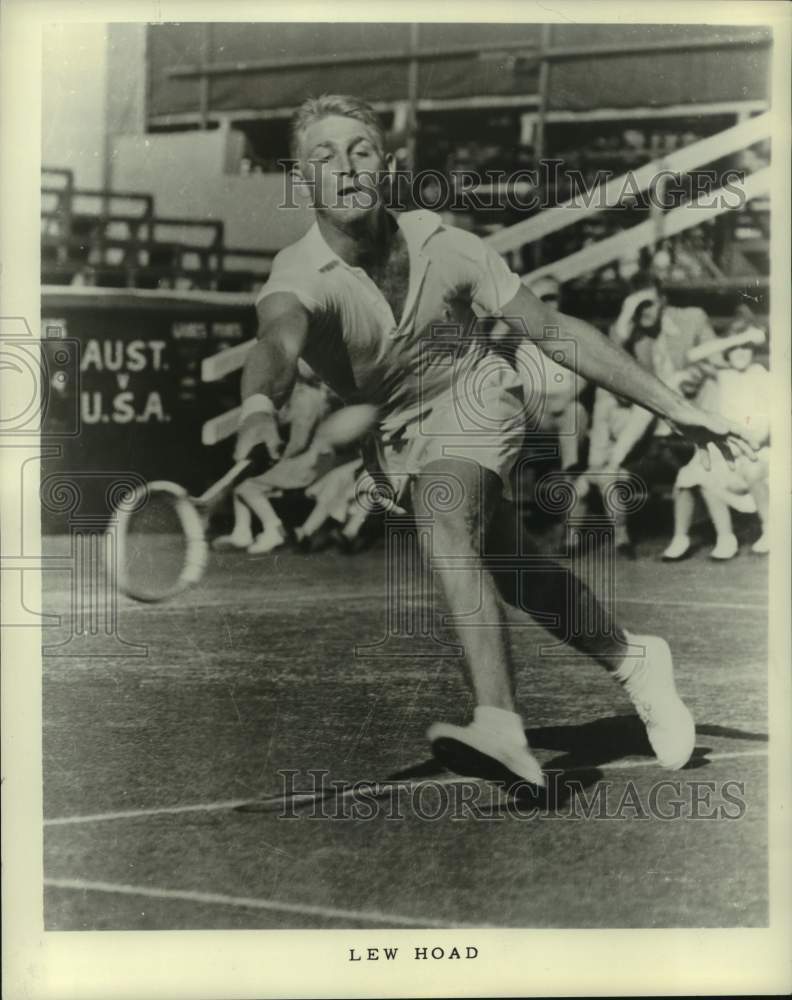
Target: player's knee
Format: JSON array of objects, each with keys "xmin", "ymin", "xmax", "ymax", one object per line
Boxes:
[
  {"xmin": 411, "ymin": 459, "xmax": 500, "ymax": 555},
  {"xmin": 413, "ymin": 459, "xmax": 497, "ymax": 515},
  {"xmin": 427, "ymin": 507, "xmax": 483, "ymax": 562}
]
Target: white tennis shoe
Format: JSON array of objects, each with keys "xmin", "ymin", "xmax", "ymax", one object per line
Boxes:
[
  {"xmin": 751, "ymin": 532, "xmax": 769, "ymax": 555},
  {"xmin": 427, "ymin": 721, "xmax": 546, "ymax": 788},
  {"xmin": 710, "ymin": 533, "xmax": 738, "ymax": 560},
  {"xmin": 247, "ymin": 523, "xmax": 286, "ymax": 555},
  {"xmin": 662, "ymin": 534, "xmax": 691, "ymax": 561},
  {"xmin": 212, "ymin": 532, "xmax": 253, "ymax": 551},
  {"xmin": 620, "ymin": 634, "xmax": 696, "ymax": 770}
]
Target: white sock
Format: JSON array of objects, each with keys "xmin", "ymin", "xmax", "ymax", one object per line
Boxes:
[
  {"xmin": 473, "ymin": 705, "xmax": 526, "ymax": 743},
  {"xmin": 612, "ymin": 630, "xmax": 646, "ymax": 684}
]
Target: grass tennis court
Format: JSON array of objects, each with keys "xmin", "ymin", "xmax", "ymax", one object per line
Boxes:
[{"xmin": 42, "ymin": 537, "xmax": 768, "ymax": 929}]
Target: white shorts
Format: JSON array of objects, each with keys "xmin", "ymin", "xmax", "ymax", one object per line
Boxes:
[{"xmin": 374, "ymin": 360, "xmax": 527, "ymax": 501}]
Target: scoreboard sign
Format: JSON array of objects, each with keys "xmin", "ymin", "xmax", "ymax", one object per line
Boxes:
[{"xmin": 41, "ymin": 287, "xmax": 257, "ymax": 532}]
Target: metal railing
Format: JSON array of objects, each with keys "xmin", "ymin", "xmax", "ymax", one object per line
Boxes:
[{"xmin": 41, "ymin": 168, "xmax": 274, "ymax": 291}]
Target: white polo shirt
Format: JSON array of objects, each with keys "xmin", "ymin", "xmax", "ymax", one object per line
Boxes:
[{"xmin": 256, "ymin": 210, "xmax": 522, "ymax": 431}]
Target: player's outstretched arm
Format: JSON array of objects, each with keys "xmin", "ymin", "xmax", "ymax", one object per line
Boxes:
[
  {"xmin": 502, "ymin": 283, "xmax": 760, "ymax": 464},
  {"xmin": 235, "ymin": 292, "xmax": 309, "ymax": 461}
]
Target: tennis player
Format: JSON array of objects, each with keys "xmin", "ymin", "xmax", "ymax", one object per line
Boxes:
[{"xmin": 235, "ymin": 95, "xmax": 759, "ymax": 787}]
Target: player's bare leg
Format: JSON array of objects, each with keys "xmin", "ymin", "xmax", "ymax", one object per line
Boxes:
[
  {"xmin": 411, "ymin": 459, "xmax": 544, "ymax": 787},
  {"xmin": 412, "ymin": 459, "xmax": 514, "ymax": 709},
  {"xmin": 488, "ymin": 502, "xmax": 696, "ymax": 770}
]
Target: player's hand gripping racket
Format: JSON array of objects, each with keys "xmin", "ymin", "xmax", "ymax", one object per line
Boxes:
[{"xmin": 112, "ymin": 404, "xmax": 378, "ymax": 602}]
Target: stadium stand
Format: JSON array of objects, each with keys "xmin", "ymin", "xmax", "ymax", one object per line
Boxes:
[
  {"xmin": 39, "ymin": 23, "xmax": 771, "ymax": 536},
  {"xmin": 41, "ymin": 166, "xmax": 274, "ymax": 291}
]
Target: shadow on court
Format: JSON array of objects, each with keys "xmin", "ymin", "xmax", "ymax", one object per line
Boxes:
[{"xmin": 42, "ymin": 540, "xmax": 770, "ymax": 930}]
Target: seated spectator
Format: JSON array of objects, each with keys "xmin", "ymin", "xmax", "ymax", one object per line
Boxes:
[
  {"xmin": 571, "ymin": 278, "xmax": 718, "ymax": 557},
  {"xmin": 617, "ymin": 252, "xmax": 642, "ymax": 284},
  {"xmin": 494, "ymin": 274, "xmax": 588, "ymax": 470},
  {"xmin": 294, "ymin": 457, "xmax": 371, "ymax": 553},
  {"xmin": 663, "ymin": 319, "xmax": 769, "ymax": 561},
  {"xmin": 612, "ymin": 274, "xmax": 720, "ymax": 411},
  {"xmin": 622, "ymin": 128, "xmax": 646, "ymax": 153},
  {"xmin": 573, "ymin": 385, "xmax": 656, "ymax": 558},
  {"xmin": 213, "ymin": 363, "xmax": 334, "ymax": 554},
  {"xmin": 651, "ymin": 240, "xmax": 674, "ymax": 282}
]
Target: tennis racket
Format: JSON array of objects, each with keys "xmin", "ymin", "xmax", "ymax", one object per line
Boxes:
[{"xmin": 112, "ymin": 403, "xmax": 379, "ymax": 603}]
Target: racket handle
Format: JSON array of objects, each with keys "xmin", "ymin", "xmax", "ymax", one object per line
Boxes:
[
  {"xmin": 198, "ymin": 459, "xmax": 251, "ymax": 505},
  {"xmin": 195, "ymin": 443, "xmax": 275, "ymax": 507}
]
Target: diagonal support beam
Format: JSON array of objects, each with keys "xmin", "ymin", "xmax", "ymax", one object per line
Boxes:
[{"xmin": 486, "ymin": 112, "xmax": 771, "ymax": 255}]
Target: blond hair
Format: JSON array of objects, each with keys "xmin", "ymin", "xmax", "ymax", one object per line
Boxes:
[{"xmin": 290, "ymin": 94, "xmax": 385, "ymax": 159}]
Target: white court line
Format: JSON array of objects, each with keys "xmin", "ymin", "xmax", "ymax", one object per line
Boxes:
[
  {"xmin": 44, "ymin": 774, "xmax": 474, "ymax": 826},
  {"xmin": 43, "ymin": 748, "xmax": 767, "ymax": 828},
  {"xmin": 613, "ymin": 597, "xmax": 765, "ymax": 612},
  {"xmin": 43, "ymin": 877, "xmax": 478, "ymax": 929},
  {"xmin": 596, "ymin": 747, "xmax": 768, "ymax": 771},
  {"xmin": 43, "ymin": 592, "xmax": 766, "ymax": 616},
  {"xmin": 45, "ymin": 798, "xmax": 264, "ymax": 826}
]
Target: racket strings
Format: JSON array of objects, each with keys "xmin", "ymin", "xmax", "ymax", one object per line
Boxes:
[{"xmin": 116, "ymin": 488, "xmax": 208, "ymax": 602}]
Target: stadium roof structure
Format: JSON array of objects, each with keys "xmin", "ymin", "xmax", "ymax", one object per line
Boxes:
[{"xmin": 146, "ymin": 22, "xmax": 771, "ymax": 127}]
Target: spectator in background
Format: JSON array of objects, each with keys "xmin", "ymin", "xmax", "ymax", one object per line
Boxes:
[
  {"xmin": 651, "ymin": 240, "xmax": 674, "ymax": 282},
  {"xmin": 294, "ymin": 456, "xmax": 371, "ymax": 553},
  {"xmin": 493, "ymin": 274, "xmax": 588, "ymax": 470},
  {"xmin": 622, "ymin": 128, "xmax": 646, "ymax": 155},
  {"xmin": 574, "ymin": 277, "xmax": 719, "ymax": 557},
  {"xmin": 617, "ymin": 251, "xmax": 642, "ymax": 285},
  {"xmin": 574, "ymin": 348, "xmax": 658, "ymax": 558},
  {"xmin": 612, "ymin": 275, "xmax": 720, "ymax": 410},
  {"xmin": 663, "ymin": 318, "xmax": 770, "ymax": 561},
  {"xmin": 213, "ymin": 362, "xmax": 333, "ymax": 554},
  {"xmin": 521, "ymin": 275, "xmax": 588, "ymax": 469}
]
